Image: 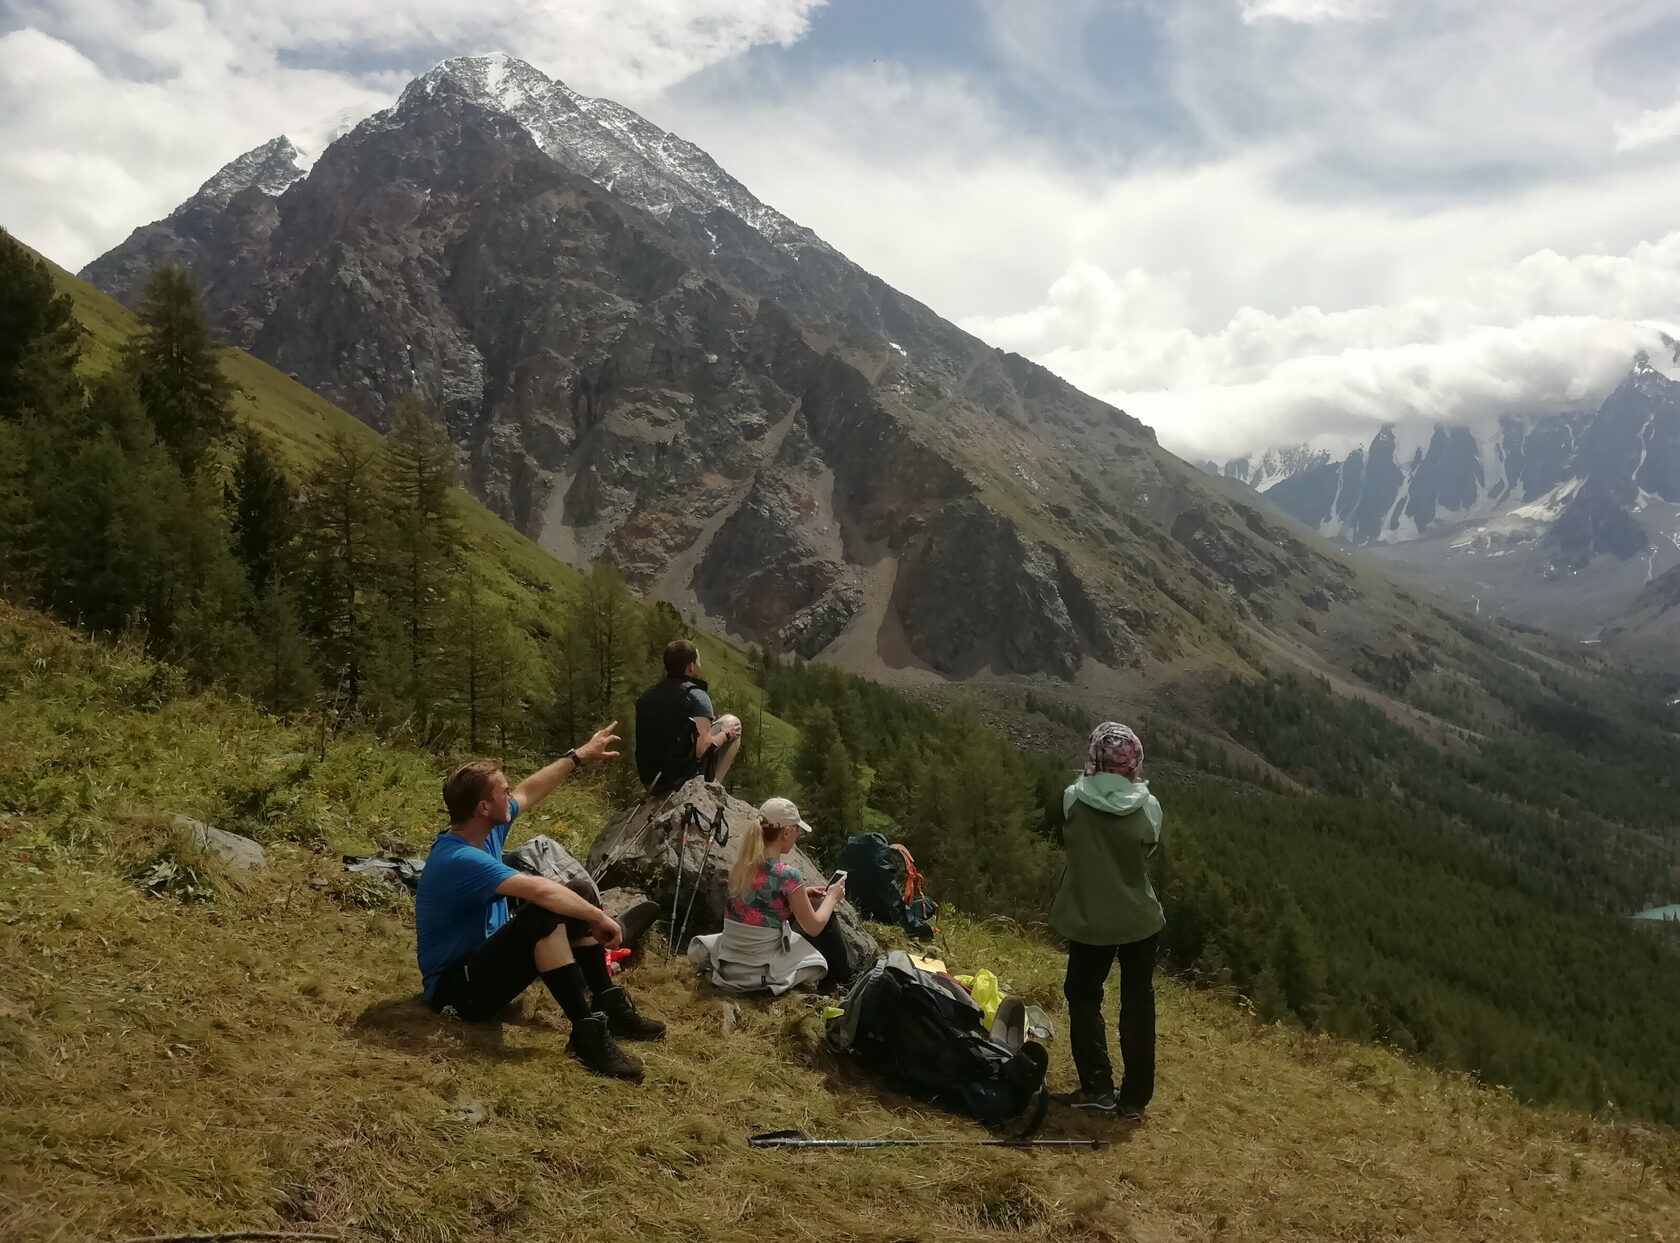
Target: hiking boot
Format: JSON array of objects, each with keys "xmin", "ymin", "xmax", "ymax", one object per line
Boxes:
[
  {"xmin": 1116, "ymin": 1104, "xmax": 1148, "ymax": 1124},
  {"xmin": 595, "ymin": 985, "xmax": 666, "ymax": 1041},
  {"xmin": 566, "ymin": 1013, "xmax": 644, "ymax": 1081},
  {"xmin": 1052, "ymin": 1088, "xmax": 1116, "ymax": 1112}
]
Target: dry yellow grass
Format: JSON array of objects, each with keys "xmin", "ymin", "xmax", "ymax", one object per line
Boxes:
[{"xmin": 2, "ymin": 602, "xmax": 1677, "ymax": 1243}]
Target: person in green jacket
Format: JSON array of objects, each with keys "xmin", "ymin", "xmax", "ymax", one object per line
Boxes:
[{"xmin": 1049, "ymin": 721, "xmax": 1164, "ymax": 1118}]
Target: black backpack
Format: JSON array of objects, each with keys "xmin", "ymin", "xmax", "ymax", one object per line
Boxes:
[
  {"xmin": 838, "ymin": 833, "xmax": 937, "ymax": 940},
  {"xmin": 827, "ymin": 952, "xmax": 1047, "ymax": 1125}
]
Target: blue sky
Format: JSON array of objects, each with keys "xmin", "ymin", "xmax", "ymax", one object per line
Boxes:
[{"xmin": 6, "ymin": 0, "xmax": 1680, "ymax": 457}]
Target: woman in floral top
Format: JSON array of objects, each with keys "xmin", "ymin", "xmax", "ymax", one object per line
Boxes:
[{"xmin": 688, "ymin": 797, "xmax": 850, "ymax": 993}]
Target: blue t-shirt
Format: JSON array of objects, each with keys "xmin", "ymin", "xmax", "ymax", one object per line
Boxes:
[
  {"xmin": 687, "ymin": 683, "xmax": 715, "ymax": 721},
  {"xmin": 415, "ymin": 798, "xmax": 521, "ymax": 999}
]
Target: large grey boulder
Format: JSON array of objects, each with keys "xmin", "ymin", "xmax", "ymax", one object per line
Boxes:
[
  {"xmin": 173, "ymin": 815, "xmax": 266, "ymax": 869},
  {"xmin": 586, "ymin": 778, "xmax": 878, "ymax": 968}
]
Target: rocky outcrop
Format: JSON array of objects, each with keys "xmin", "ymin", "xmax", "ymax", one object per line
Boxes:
[{"xmin": 893, "ymin": 501, "xmax": 1085, "ymax": 678}]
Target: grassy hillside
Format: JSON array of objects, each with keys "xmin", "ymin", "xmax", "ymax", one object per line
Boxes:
[{"xmin": 4, "ymin": 600, "xmax": 1679, "ymax": 1243}]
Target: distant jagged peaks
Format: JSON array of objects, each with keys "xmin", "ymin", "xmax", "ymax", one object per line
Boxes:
[
  {"xmin": 1220, "ymin": 444, "xmax": 1333, "ymax": 492},
  {"xmin": 1208, "ymin": 354, "xmax": 1680, "ymax": 590}
]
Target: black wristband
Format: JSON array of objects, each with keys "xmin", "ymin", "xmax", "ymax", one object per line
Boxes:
[{"xmin": 565, "ymin": 748, "xmax": 583, "ymax": 766}]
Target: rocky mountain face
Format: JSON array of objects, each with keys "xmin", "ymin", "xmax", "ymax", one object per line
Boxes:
[
  {"xmin": 1204, "ymin": 356, "xmax": 1680, "ymax": 644},
  {"xmin": 85, "ymin": 54, "xmax": 1360, "ymax": 682}
]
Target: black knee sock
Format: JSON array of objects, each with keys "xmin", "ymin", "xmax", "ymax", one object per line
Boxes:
[
  {"xmin": 540, "ymin": 963, "xmax": 593, "ymax": 1024},
  {"xmin": 574, "ymin": 942, "xmax": 615, "ymax": 997}
]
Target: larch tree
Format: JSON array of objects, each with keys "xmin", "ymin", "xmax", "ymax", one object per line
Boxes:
[
  {"xmin": 0, "ymin": 228, "xmax": 84, "ymax": 422},
  {"xmin": 124, "ymin": 266, "xmax": 234, "ymax": 472},
  {"xmin": 380, "ymin": 392, "xmax": 466, "ymax": 722}
]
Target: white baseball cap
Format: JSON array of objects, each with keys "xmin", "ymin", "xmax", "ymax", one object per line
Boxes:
[{"xmin": 760, "ymin": 797, "xmax": 813, "ymax": 833}]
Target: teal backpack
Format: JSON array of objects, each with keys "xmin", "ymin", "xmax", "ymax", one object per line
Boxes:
[{"xmin": 837, "ymin": 833, "xmax": 938, "ymax": 940}]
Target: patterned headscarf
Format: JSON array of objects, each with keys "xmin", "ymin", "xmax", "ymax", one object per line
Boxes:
[{"xmin": 1086, "ymin": 721, "xmax": 1143, "ymax": 779}]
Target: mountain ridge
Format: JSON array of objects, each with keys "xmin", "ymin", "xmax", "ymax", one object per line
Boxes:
[
  {"xmin": 83, "ymin": 53, "xmax": 1372, "ymax": 688},
  {"xmin": 1204, "ymin": 356, "xmax": 1680, "ymax": 648}
]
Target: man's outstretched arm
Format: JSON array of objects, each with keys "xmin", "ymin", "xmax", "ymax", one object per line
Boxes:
[{"xmin": 512, "ymin": 722, "xmax": 620, "ymax": 811}]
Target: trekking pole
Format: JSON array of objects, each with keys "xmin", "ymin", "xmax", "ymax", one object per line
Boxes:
[
  {"xmin": 676, "ymin": 803, "xmax": 731, "ymax": 946},
  {"xmin": 748, "ymin": 1129, "xmax": 1103, "ymax": 1150},
  {"xmin": 667, "ymin": 804, "xmax": 699, "ymax": 953},
  {"xmin": 591, "ymin": 771, "xmax": 679, "ymax": 882}
]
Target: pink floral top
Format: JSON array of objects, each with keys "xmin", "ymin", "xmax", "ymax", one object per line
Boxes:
[{"xmin": 726, "ymin": 859, "xmax": 805, "ymax": 928}]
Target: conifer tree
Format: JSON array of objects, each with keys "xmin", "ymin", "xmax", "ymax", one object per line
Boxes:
[
  {"xmin": 28, "ymin": 373, "xmax": 256, "ymax": 671},
  {"xmin": 0, "ymin": 417, "xmax": 49, "ymax": 595},
  {"xmin": 380, "ymin": 392, "xmax": 465, "ymax": 719},
  {"xmin": 644, "ymin": 599, "xmax": 689, "ymax": 665},
  {"xmin": 553, "ymin": 560, "xmax": 643, "ymax": 730},
  {"xmin": 446, "ymin": 575, "xmax": 533, "ymax": 752},
  {"xmin": 793, "ymin": 703, "xmax": 841, "ymax": 795},
  {"xmin": 793, "ymin": 705, "xmax": 863, "ymax": 854},
  {"xmin": 229, "ymin": 430, "xmax": 298, "ymax": 597},
  {"xmin": 1272, "ymin": 900, "xmax": 1329, "ymax": 1027},
  {"xmin": 124, "ymin": 266, "xmax": 234, "ymax": 471},
  {"xmin": 252, "ymin": 584, "xmax": 319, "ymax": 714},
  {"xmin": 297, "ymin": 433, "xmax": 393, "ymax": 713},
  {"xmin": 0, "ymin": 228, "xmax": 83, "ymax": 421},
  {"xmin": 35, "ymin": 377, "xmax": 173, "ymax": 633}
]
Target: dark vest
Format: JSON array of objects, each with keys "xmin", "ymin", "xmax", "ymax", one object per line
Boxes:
[{"xmin": 634, "ymin": 675, "xmax": 706, "ymax": 789}]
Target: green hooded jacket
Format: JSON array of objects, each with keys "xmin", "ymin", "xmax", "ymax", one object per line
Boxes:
[{"xmin": 1048, "ymin": 773, "xmax": 1165, "ymax": 947}]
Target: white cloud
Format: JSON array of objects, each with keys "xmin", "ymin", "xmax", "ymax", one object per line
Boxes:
[
  {"xmin": 968, "ymin": 250, "xmax": 1680, "ymax": 461},
  {"xmin": 1237, "ymin": 0, "xmax": 1382, "ymax": 24},
  {"xmin": 1616, "ymin": 96, "xmax": 1680, "ymax": 151}
]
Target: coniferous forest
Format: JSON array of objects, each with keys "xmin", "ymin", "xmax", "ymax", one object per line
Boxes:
[{"xmin": 4, "ymin": 228, "xmax": 1680, "ymax": 1123}]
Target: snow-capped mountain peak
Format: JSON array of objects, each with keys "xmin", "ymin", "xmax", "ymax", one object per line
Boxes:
[
  {"xmin": 169, "ymin": 53, "xmax": 826, "ymax": 265},
  {"xmin": 395, "ymin": 54, "xmax": 822, "ymax": 257},
  {"xmin": 185, "ymin": 136, "xmax": 306, "ymax": 213}
]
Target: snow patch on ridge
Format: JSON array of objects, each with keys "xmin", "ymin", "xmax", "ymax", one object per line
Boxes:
[
  {"xmin": 187, "ymin": 137, "xmax": 307, "ymax": 210},
  {"xmin": 393, "ymin": 54, "xmax": 828, "ymax": 261}
]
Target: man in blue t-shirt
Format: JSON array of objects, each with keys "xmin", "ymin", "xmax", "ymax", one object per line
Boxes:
[{"xmin": 415, "ymin": 722, "xmax": 665, "ymax": 1081}]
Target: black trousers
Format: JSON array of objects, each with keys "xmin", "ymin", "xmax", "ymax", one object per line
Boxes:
[
  {"xmin": 430, "ymin": 904, "xmax": 592, "ymax": 1022},
  {"xmin": 807, "ymin": 919, "xmax": 853, "ymax": 986},
  {"xmin": 1063, "ymin": 934, "xmax": 1158, "ymax": 1106}
]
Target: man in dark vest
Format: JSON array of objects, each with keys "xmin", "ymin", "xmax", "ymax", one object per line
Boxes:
[{"xmin": 635, "ymin": 639, "xmax": 742, "ymax": 793}]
